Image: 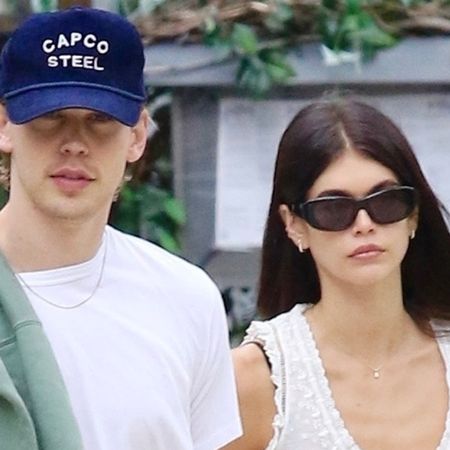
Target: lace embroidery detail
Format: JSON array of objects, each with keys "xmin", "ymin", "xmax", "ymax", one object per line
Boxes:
[
  {"xmin": 243, "ymin": 304, "xmax": 450, "ymax": 450},
  {"xmin": 292, "ymin": 304, "xmax": 359, "ymax": 449},
  {"xmin": 244, "ymin": 321, "xmax": 285, "ymax": 449}
]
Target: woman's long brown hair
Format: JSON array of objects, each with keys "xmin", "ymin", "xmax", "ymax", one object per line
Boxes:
[{"xmin": 257, "ymin": 98, "xmax": 450, "ymax": 329}]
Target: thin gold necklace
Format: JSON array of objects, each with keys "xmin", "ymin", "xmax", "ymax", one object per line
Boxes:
[
  {"xmin": 336, "ymin": 349, "xmax": 383, "ymax": 379},
  {"xmin": 342, "ymin": 353, "xmax": 384, "ymax": 379},
  {"xmin": 306, "ymin": 307, "xmax": 384, "ymax": 379},
  {"xmin": 15, "ymin": 235, "xmax": 108, "ymax": 310}
]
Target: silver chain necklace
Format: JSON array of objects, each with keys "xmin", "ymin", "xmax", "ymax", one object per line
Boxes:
[{"xmin": 15, "ymin": 235, "xmax": 108, "ymax": 310}]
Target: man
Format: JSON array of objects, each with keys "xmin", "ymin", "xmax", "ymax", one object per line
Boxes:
[{"xmin": 0, "ymin": 7, "xmax": 241, "ymax": 450}]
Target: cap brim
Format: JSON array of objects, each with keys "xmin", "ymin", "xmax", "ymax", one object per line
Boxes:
[{"xmin": 5, "ymin": 85, "xmax": 143, "ymax": 126}]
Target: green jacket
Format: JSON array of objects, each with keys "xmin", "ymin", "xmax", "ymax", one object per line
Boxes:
[{"xmin": 0, "ymin": 252, "xmax": 83, "ymax": 450}]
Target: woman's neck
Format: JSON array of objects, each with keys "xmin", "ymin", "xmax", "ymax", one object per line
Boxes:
[{"xmin": 305, "ymin": 275, "xmax": 424, "ymax": 364}]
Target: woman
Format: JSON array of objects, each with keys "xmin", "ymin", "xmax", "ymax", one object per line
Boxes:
[{"xmin": 223, "ymin": 98, "xmax": 450, "ymax": 450}]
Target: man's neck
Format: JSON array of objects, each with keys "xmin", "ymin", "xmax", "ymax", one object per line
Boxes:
[{"xmin": 0, "ymin": 202, "xmax": 108, "ymax": 272}]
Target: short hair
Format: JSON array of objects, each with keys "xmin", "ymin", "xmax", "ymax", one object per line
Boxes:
[
  {"xmin": 258, "ymin": 98, "xmax": 450, "ymax": 329},
  {"xmin": 0, "ymin": 153, "xmax": 10, "ymax": 191}
]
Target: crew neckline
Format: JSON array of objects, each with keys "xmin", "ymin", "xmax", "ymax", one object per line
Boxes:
[{"xmin": 16, "ymin": 229, "xmax": 108, "ymax": 287}]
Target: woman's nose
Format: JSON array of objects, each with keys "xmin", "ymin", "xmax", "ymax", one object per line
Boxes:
[{"xmin": 351, "ymin": 208, "xmax": 375, "ymax": 235}]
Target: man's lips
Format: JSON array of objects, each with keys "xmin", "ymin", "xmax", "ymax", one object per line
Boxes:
[
  {"xmin": 50, "ymin": 168, "xmax": 94, "ymax": 181},
  {"xmin": 349, "ymin": 244, "xmax": 384, "ymax": 258},
  {"xmin": 50, "ymin": 168, "xmax": 95, "ymax": 191}
]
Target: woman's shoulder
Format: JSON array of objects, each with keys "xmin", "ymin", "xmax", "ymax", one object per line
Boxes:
[
  {"xmin": 228, "ymin": 344, "xmax": 277, "ymax": 450},
  {"xmin": 231, "ymin": 344, "xmax": 272, "ymax": 407},
  {"xmin": 231, "ymin": 343, "xmax": 274, "ymax": 413},
  {"xmin": 243, "ymin": 303, "xmax": 310, "ymax": 345},
  {"xmin": 232, "ymin": 343, "xmax": 271, "ymax": 378}
]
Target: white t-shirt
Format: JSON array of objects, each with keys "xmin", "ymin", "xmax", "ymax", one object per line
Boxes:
[{"xmin": 16, "ymin": 226, "xmax": 242, "ymax": 450}]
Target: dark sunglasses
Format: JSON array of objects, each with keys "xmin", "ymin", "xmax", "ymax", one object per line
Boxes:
[{"xmin": 291, "ymin": 185, "xmax": 417, "ymax": 231}]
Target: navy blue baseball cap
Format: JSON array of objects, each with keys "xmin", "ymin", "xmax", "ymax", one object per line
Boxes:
[{"xmin": 0, "ymin": 7, "xmax": 146, "ymax": 126}]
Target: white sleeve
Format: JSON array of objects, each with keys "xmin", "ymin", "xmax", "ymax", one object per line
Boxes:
[{"xmin": 190, "ymin": 281, "xmax": 242, "ymax": 450}]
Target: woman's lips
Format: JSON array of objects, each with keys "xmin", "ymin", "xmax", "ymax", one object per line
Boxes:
[{"xmin": 349, "ymin": 244, "xmax": 384, "ymax": 258}]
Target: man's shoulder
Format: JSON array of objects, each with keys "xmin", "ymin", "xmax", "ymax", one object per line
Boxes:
[{"xmin": 106, "ymin": 226, "xmax": 215, "ymax": 288}]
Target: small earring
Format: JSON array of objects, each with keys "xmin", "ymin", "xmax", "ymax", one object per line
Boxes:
[
  {"xmin": 297, "ymin": 238, "xmax": 304, "ymax": 253},
  {"xmin": 285, "ymin": 226, "xmax": 305, "ymax": 253},
  {"xmin": 410, "ymin": 230, "xmax": 416, "ymax": 240}
]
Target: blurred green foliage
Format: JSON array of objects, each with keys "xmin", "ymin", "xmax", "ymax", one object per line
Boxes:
[
  {"xmin": 0, "ymin": 188, "xmax": 7, "ymax": 209},
  {"xmin": 319, "ymin": 0, "xmax": 397, "ymax": 59},
  {"xmin": 109, "ymin": 92, "xmax": 185, "ymax": 253},
  {"xmin": 111, "ymin": 183, "xmax": 185, "ymax": 254},
  {"xmin": 118, "ymin": 0, "xmax": 450, "ymax": 95},
  {"xmin": 20, "ymin": 0, "xmax": 450, "ymax": 95},
  {"xmin": 6, "ymin": 0, "xmax": 445, "ymax": 251}
]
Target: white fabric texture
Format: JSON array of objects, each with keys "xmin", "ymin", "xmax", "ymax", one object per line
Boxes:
[
  {"xmin": 244, "ymin": 304, "xmax": 450, "ymax": 450},
  {"xmin": 17, "ymin": 226, "xmax": 242, "ymax": 450}
]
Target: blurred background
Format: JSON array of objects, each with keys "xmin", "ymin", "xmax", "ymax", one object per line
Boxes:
[{"xmin": 1, "ymin": 0, "xmax": 450, "ymax": 343}]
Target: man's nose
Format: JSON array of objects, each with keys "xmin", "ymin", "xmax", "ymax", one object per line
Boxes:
[{"xmin": 59, "ymin": 126, "xmax": 89, "ymax": 156}]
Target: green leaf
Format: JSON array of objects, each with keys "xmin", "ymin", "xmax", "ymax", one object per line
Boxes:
[
  {"xmin": 164, "ymin": 198, "xmax": 186, "ymax": 225},
  {"xmin": 265, "ymin": 61, "xmax": 295, "ymax": 83},
  {"xmin": 141, "ymin": 188, "xmax": 168, "ymax": 218},
  {"xmin": 260, "ymin": 49, "xmax": 295, "ymax": 83},
  {"xmin": 155, "ymin": 226, "xmax": 180, "ymax": 253},
  {"xmin": 236, "ymin": 55, "xmax": 272, "ymax": 96},
  {"xmin": 231, "ymin": 24, "xmax": 259, "ymax": 55},
  {"xmin": 202, "ymin": 17, "xmax": 231, "ymax": 48},
  {"xmin": 358, "ymin": 19, "xmax": 397, "ymax": 48},
  {"xmin": 340, "ymin": 14, "xmax": 360, "ymax": 35},
  {"xmin": 345, "ymin": 0, "xmax": 363, "ymax": 15}
]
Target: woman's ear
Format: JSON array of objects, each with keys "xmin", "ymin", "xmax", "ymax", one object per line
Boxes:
[
  {"xmin": 279, "ymin": 204, "xmax": 293, "ymax": 229},
  {"xmin": 279, "ymin": 204, "xmax": 309, "ymax": 252},
  {"xmin": 408, "ymin": 207, "xmax": 419, "ymax": 239},
  {"xmin": 127, "ymin": 108, "xmax": 150, "ymax": 163}
]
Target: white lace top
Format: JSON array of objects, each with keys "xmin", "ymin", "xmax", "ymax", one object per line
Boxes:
[{"xmin": 243, "ymin": 303, "xmax": 450, "ymax": 450}]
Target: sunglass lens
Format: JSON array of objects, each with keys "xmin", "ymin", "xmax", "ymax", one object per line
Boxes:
[
  {"xmin": 367, "ymin": 188, "xmax": 415, "ymax": 224},
  {"xmin": 307, "ymin": 198, "xmax": 356, "ymax": 231}
]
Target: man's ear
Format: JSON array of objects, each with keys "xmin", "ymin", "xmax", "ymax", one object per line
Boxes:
[
  {"xmin": 0, "ymin": 104, "xmax": 13, "ymax": 154},
  {"xmin": 127, "ymin": 108, "xmax": 149, "ymax": 163}
]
